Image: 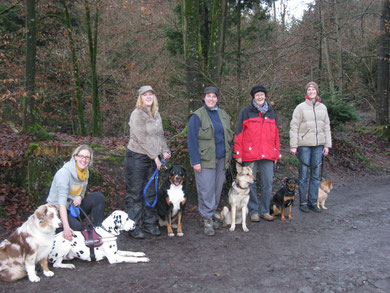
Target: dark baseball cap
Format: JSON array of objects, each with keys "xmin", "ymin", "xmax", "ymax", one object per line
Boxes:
[{"xmin": 204, "ymin": 86, "xmax": 219, "ymax": 97}]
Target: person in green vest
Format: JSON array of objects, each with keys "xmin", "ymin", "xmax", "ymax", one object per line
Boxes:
[{"xmin": 187, "ymin": 86, "xmax": 234, "ymax": 236}]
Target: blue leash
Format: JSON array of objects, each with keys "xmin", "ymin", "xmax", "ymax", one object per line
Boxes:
[{"xmin": 143, "ymin": 157, "xmax": 168, "ymax": 208}]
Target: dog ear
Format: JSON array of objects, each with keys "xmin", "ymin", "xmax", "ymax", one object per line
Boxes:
[
  {"xmin": 35, "ymin": 204, "xmax": 48, "ymax": 222},
  {"xmin": 248, "ymin": 162, "xmax": 255, "ymax": 170},
  {"xmin": 182, "ymin": 166, "xmax": 187, "ymax": 177},
  {"xmin": 284, "ymin": 177, "xmax": 288, "ymax": 183},
  {"xmin": 235, "ymin": 162, "xmax": 243, "ymax": 173},
  {"xmin": 295, "ymin": 178, "xmax": 298, "ymax": 184}
]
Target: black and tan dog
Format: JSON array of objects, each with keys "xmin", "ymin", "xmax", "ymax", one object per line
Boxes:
[
  {"xmin": 270, "ymin": 178, "xmax": 297, "ymax": 221},
  {"xmin": 157, "ymin": 165, "xmax": 188, "ymax": 237}
]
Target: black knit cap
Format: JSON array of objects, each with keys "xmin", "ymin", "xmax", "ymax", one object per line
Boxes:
[
  {"xmin": 250, "ymin": 85, "xmax": 267, "ymax": 98},
  {"xmin": 204, "ymin": 86, "xmax": 219, "ymax": 97}
]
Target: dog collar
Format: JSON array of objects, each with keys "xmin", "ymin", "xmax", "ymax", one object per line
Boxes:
[{"xmin": 235, "ymin": 179, "xmax": 246, "ymax": 189}]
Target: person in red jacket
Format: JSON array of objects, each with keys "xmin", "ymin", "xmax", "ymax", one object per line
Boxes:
[{"xmin": 233, "ymin": 85, "xmax": 281, "ymax": 222}]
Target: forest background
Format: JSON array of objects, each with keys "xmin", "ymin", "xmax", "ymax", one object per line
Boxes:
[{"xmin": 1, "ymin": 0, "xmax": 390, "ymax": 236}]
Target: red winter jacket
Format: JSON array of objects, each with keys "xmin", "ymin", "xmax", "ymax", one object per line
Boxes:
[{"xmin": 233, "ymin": 101, "xmax": 281, "ymax": 162}]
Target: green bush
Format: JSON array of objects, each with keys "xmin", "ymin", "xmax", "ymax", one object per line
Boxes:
[
  {"xmin": 321, "ymin": 93, "xmax": 359, "ymax": 126},
  {"xmin": 280, "ymin": 89, "xmax": 359, "ymax": 127}
]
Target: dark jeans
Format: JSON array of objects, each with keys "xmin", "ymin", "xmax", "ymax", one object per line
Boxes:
[
  {"xmin": 57, "ymin": 191, "xmax": 105, "ymax": 232},
  {"xmin": 297, "ymin": 146, "xmax": 323, "ymax": 206},
  {"xmin": 124, "ymin": 149, "xmax": 158, "ymax": 228},
  {"xmin": 245, "ymin": 159, "xmax": 274, "ymax": 216}
]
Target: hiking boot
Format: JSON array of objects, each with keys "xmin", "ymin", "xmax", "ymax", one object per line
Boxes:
[
  {"xmin": 260, "ymin": 214, "xmax": 274, "ymax": 221},
  {"xmin": 308, "ymin": 205, "xmax": 321, "ymax": 213},
  {"xmin": 212, "ymin": 219, "xmax": 221, "ymax": 229},
  {"xmin": 204, "ymin": 219, "xmax": 215, "ymax": 236},
  {"xmin": 129, "ymin": 227, "xmax": 145, "ymax": 239},
  {"xmin": 143, "ymin": 225, "xmax": 161, "ymax": 236},
  {"xmin": 250, "ymin": 214, "xmax": 260, "ymax": 222},
  {"xmin": 299, "ymin": 205, "xmax": 310, "ymax": 213}
]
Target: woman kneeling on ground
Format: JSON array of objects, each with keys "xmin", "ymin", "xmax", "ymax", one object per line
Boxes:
[{"xmin": 47, "ymin": 144, "xmax": 105, "ymax": 241}]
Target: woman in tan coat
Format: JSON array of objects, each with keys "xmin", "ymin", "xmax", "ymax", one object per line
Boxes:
[
  {"xmin": 289, "ymin": 82, "xmax": 331, "ymax": 213},
  {"xmin": 125, "ymin": 86, "xmax": 171, "ymax": 239}
]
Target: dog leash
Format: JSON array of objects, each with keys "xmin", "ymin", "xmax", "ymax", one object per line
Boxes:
[
  {"xmin": 296, "ymin": 148, "xmax": 323, "ymax": 179},
  {"xmin": 143, "ymin": 155, "xmax": 169, "ymax": 208},
  {"xmin": 68, "ymin": 199, "xmax": 109, "ymax": 232}
]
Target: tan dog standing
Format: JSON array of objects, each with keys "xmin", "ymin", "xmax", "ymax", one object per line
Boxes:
[
  {"xmin": 317, "ymin": 178, "xmax": 333, "ymax": 210},
  {"xmin": 221, "ymin": 162, "xmax": 255, "ymax": 232}
]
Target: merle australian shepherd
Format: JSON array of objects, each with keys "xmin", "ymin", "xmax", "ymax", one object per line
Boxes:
[{"xmin": 157, "ymin": 165, "xmax": 188, "ymax": 237}]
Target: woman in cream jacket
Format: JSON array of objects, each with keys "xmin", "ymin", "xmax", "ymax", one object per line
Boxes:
[{"xmin": 289, "ymin": 82, "xmax": 331, "ymax": 213}]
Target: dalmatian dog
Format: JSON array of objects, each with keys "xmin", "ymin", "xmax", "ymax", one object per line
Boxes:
[{"xmin": 49, "ymin": 210, "xmax": 150, "ymax": 268}]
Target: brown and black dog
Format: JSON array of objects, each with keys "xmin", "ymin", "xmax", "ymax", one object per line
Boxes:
[
  {"xmin": 270, "ymin": 178, "xmax": 297, "ymax": 221},
  {"xmin": 157, "ymin": 165, "xmax": 188, "ymax": 237}
]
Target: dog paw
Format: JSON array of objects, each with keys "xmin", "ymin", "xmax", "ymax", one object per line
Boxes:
[
  {"xmin": 43, "ymin": 270, "xmax": 54, "ymax": 277},
  {"xmin": 177, "ymin": 232, "xmax": 184, "ymax": 237},
  {"xmin": 168, "ymin": 233, "xmax": 175, "ymax": 237},
  {"xmin": 229, "ymin": 226, "xmax": 235, "ymax": 232},
  {"xmin": 28, "ymin": 275, "xmax": 40, "ymax": 282},
  {"xmin": 133, "ymin": 252, "xmax": 146, "ymax": 257},
  {"xmin": 139, "ymin": 257, "xmax": 150, "ymax": 263},
  {"xmin": 323, "ymin": 207, "xmax": 328, "ymax": 210},
  {"xmin": 54, "ymin": 263, "xmax": 75, "ymax": 269},
  {"xmin": 243, "ymin": 227, "xmax": 249, "ymax": 232}
]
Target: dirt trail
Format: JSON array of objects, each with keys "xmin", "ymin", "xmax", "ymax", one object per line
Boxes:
[{"xmin": 1, "ymin": 175, "xmax": 390, "ymax": 293}]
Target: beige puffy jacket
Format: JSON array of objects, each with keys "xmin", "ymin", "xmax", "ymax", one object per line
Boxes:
[
  {"xmin": 289, "ymin": 99, "xmax": 332, "ymax": 149},
  {"xmin": 127, "ymin": 108, "xmax": 169, "ymax": 159}
]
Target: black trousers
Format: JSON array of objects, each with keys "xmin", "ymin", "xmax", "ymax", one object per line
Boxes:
[
  {"xmin": 124, "ymin": 149, "xmax": 158, "ymax": 228},
  {"xmin": 67, "ymin": 191, "xmax": 105, "ymax": 231}
]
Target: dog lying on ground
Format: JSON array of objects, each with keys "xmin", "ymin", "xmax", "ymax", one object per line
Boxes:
[
  {"xmin": 157, "ymin": 165, "xmax": 188, "ymax": 237},
  {"xmin": 220, "ymin": 162, "xmax": 255, "ymax": 232},
  {"xmin": 317, "ymin": 178, "xmax": 333, "ymax": 210},
  {"xmin": 270, "ymin": 178, "xmax": 297, "ymax": 221},
  {"xmin": 49, "ymin": 210, "xmax": 149, "ymax": 268},
  {"xmin": 0, "ymin": 203, "xmax": 61, "ymax": 282}
]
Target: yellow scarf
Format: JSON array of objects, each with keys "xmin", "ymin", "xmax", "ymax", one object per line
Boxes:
[{"xmin": 75, "ymin": 162, "xmax": 88, "ymax": 181}]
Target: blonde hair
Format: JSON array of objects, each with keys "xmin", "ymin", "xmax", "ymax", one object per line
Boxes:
[
  {"xmin": 136, "ymin": 93, "xmax": 159, "ymax": 117},
  {"xmin": 71, "ymin": 144, "xmax": 94, "ymax": 166}
]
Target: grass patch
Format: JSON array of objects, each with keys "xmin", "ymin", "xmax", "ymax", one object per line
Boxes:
[{"xmin": 282, "ymin": 157, "xmax": 299, "ymax": 167}]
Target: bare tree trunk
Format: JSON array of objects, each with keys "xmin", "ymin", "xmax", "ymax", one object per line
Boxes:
[
  {"xmin": 62, "ymin": 0, "xmax": 87, "ymax": 136},
  {"xmin": 208, "ymin": 0, "xmax": 227, "ymax": 85},
  {"xmin": 376, "ymin": 0, "xmax": 390, "ymax": 125},
  {"xmin": 236, "ymin": 0, "xmax": 242, "ymax": 91},
  {"xmin": 216, "ymin": 0, "xmax": 227, "ymax": 84},
  {"xmin": 333, "ymin": 0, "xmax": 343, "ymax": 94},
  {"xmin": 182, "ymin": 0, "xmax": 203, "ymax": 113},
  {"xmin": 84, "ymin": 0, "xmax": 101, "ymax": 136},
  {"xmin": 318, "ymin": 1, "xmax": 323, "ymax": 83},
  {"xmin": 320, "ymin": 0, "xmax": 335, "ymax": 97},
  {"xmin": 23, "ymin": 0, "xmax": 36, "ymax": 130}
]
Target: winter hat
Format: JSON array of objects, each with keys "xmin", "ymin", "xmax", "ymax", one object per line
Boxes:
[
  {"xmin": 305, "ymin": 82, "xmax": 319, "ymax": 95},
  {"xmin": 250, "ymin": 85, "xmax": 267, "ymax": 98},
  {"xmin": 204, "ymin": 86, "xmax": 219, "ymax": 97},
  {"xmin": 138, "ymin": 85, "xmax": 154, "ymax": 96}
]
